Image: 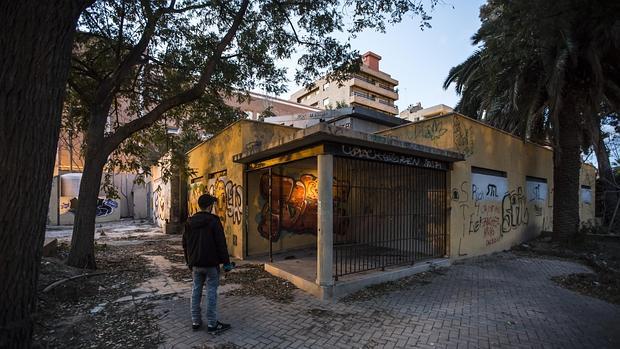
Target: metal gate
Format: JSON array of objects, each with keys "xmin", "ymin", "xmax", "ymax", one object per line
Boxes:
[{"xmin": 333, "ymin": 157, "xmax": 447, "ymax": 279}]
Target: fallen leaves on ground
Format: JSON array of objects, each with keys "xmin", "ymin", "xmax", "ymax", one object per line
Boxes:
[
  {"xmin": 220, "ymin": 264, "xmax": 297, "ymax": 303},
  {"xmin": 514, "ymin": 236, "xmax": 620, "ymax": 305},
  {"xmin": 552, "ymin": 272, "xmax": 620, "ymax": 305},
  {"xmin": 33, "ymin": 239, "xmax": 176, "ymax": 348}
]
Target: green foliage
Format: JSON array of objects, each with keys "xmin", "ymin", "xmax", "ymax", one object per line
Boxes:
[
  {"xmin": 444, "ymin": 0, "xmax": 620, "ymax": 143},
  {"xmin": 65, "ymin": 0, "xmax": 439, "ymax": 186},
  {"xmin": 335, "ymin": 100, "xmax": 349, "ymax": 109}
]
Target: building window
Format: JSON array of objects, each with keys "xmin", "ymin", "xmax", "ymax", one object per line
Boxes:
[
  {"xmin": 526, "ymin": 176, "xmax": 547, "ymax": 202},
  {"xmin": 581, "ymin": 185, "xmax": 592, "ymax": 205},
  {"xmin": 323, "ymin": 98, "xmax": 330, "ymax": 107},
  {"xmin": 323, "ymin": 82, "xmax": 330, "ymax": 91},
  {"xmin": 471, "ymin": 167, "xmax": 507, "ymax": 202}
]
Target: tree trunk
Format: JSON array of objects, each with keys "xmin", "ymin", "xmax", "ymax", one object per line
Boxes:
[
  {"xmin": 66, "ymin": 158, "xmax": 106, "ymax": 269},
  {"xmin": 0, "ymin": 1, "xmax": 89, "ymax": 347},
  {"xmin": 66, "ymin": 111, "xmax": 108, "ymax": 269},
  {"xmin": 553, "ymin": 105, "xmax": 583, "ymax": 242}
]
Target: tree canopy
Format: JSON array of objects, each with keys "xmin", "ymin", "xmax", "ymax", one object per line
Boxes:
[
  {"xmin": 65, "ymin": 0, "xmax": 440, "ymax": 268},
  {"xmin": 444, "ymin": 0, "xmax": 620, "ymax": 142},
  {"xmin": 444, "ymin": 0, "xmax": 620, "ymax": 239}
]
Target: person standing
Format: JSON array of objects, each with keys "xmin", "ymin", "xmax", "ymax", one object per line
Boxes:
[{"xmin": 182, "ymin": 194, "xmax": 234, "ymax": 332}]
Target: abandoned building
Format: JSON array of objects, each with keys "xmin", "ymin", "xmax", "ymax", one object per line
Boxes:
[
  {"xmin": 47, "ymin": 91, "xmax": 317, "ymax": 226},
  {"xmin": 177, "ymin": 107, "xmax": 596, "ymax": 299}
]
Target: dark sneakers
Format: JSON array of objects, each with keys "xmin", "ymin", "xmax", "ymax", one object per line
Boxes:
[
  {"xmin": 192, "ymin": 322, "xmax": 202, "ymax": 330},
  {"xmin": 208, "ymin": 321, "xmax": 231, "ymax": 333}
]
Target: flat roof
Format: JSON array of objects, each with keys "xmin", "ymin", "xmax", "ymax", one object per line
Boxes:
[
  {"xmin": 264, "ymin": 105, "xmax": 409, "ymax": 127},
  {"xmin": 380, "ymin": 112, "xmax": 555, "ymax": 153},
  {"xmin": 233, "ymin": 122, "xmax": 464, "ymax": 164}
]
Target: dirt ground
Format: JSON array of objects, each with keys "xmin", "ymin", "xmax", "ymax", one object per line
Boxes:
[
  {"xmin": 33, "ymin": 230, "xmax": 297, "ymax": 348},
  {"xmin": 513, "ymin": 235, "xmax": 620, "ymax": 305},
  {"xmin": 33, "ymin": 237, "xmax": 173, "ymax": 348}
]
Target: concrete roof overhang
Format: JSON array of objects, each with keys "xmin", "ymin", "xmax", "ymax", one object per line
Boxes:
[{"xmin": 233, "ymin": 123, "xmax": 465, "ymax": 165}]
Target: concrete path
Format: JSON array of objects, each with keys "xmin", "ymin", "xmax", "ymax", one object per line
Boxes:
[{"xmin": 156, "ymin": 253, "xmax": 620, "ymax": 349}]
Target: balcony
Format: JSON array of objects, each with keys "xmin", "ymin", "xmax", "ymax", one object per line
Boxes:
[
  {"xmin": 351, "ymin": 90, "xmax": 375, "ymax": 101},
  {"xmin": 359, "ymin": 64, "xmax": 398, "ymax": 85},
  {"xmin": 349, "ymin": 93, "xmax": 398, "ymax": 115},
  {"xmin": 350, "ymin": 77, "xmax": 398, "ymax": 100}
]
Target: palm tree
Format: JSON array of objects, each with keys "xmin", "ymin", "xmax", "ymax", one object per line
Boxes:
[{"xmin": 444, "ymin": 0, "xmax": 620, "ymax": 241}]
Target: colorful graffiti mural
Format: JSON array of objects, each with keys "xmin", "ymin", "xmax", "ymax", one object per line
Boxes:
[
  {"xmin": 60, "ymin": 197, "xmax": 119, "ymax": 217},
  {"xmin": 258, "ymin": 173, "xmax": 350, "ymax": 241},
  {"xmin": 207, "ymin": 177, "xmax": 243, "ymax": 225},
  {"xmin": 188, "ymin": 180, "xmax": 207, "ymax": 216}
]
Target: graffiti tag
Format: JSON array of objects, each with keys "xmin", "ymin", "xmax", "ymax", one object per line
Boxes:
[
  {"xmin": 208, "ymin": 177, "xmax": 243, "ymax": 225},
  {"xmin": 340, "ymin": 145, "xmax": 447, "ymax": 170},
  {"xmin": 501, "ymin": 187, "xmax": 529, "ymax": 233}
]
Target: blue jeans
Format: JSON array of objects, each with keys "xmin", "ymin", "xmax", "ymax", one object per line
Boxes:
[{"xmin": 191, "ymin": 266, "xmax": 219, "ymax": 327}]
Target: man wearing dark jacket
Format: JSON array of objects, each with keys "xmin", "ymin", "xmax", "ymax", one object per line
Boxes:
[{"xmin": 183, "ymin": 194, "xmax": 233, "ymax": 332}]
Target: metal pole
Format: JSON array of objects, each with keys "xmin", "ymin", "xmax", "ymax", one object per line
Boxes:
[
  {"xmin": 57, "ymin": 171, "xmax": 61, "ymax": 226},
  {"xmin": 268, "ymin": 167, "xmax": 273, "ymax": 263}
]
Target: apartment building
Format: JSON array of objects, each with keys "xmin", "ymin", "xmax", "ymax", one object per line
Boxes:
[
  {"xmin": 290, "ymin": 51, "xmax": 399, "ymax": 115},
  {"xmin": 400, "ymin": 103, "xmax": 454, "ymax": 122},
  {"xmin": 226, "ymin": 91, "xmax": 320, "ymax": 120}
]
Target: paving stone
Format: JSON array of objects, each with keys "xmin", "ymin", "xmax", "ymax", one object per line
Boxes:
[{"xmin": 156, "ymin": 253, "xmax": 620, "ymax": 349}]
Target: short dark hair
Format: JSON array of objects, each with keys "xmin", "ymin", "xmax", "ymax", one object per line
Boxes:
[{"xmin": 198, "ymin": 194, "xmax": 217, "ymax": 210}]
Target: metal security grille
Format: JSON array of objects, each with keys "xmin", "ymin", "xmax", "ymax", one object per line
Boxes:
[{"xmin": 333, "ymin": 157, "xmax": 447, "ymax": 279}]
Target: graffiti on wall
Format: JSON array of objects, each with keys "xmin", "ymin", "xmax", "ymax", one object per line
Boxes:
[
  {"xmin": 60, "ymin": 197, "xmax": 119, "ymax": 217},
  {"xmin": 339, "ymin": 145, "xmax": 447, "ymax": 170},
  {"xmin": 96, "ymin": 198, "xmax": 119, "ymax": 216},
  {"xmin": 526, "ymin": 180, "xmax": 547, "ymax": 217},
  {"xmin": 472, "ymin": 173, "xmax": 507, "ymax": 203},
  {"xmin": 152, "ymin": 182, "xmax": 169, "ymax": 226},
  {"xmin": 258, "ymin": 173, "xmax": 350, "ymax": 241},
  {"xmin": 188, "ymin": 180, "xmax": 207, "ymax": 216},
  {"xmin": 419, "ymin": 120, "xmax": 448, "ymax": 143},
  {"xmin": 453, "ymin": 117, "xmax": 474, "ymax": 157},
  {"xmin": 501, "ymin": 187, "xmax": 529, "ymax": 234},
  {"xmin": 471, "ymin": 173, "xmax": 506, "ymax": 245},
  {"xmin": 456, "ymin": 173, "xmax": 533, "ymax": 247},
  {"xmin": 207, "ymin": 177, "xmax": 243, "ymax": 225}
]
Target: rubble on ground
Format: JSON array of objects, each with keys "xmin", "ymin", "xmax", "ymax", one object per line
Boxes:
[{"xmin": 220, "ymin": 264, "xmax": 297, "ymax": 303}]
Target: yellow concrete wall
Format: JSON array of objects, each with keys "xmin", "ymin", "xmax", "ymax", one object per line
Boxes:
[
  {"xmin": 379, "ymin": 116, "xmax": 456, "ymax": 152},
  {"xmin": 380, "ymin": 114, "xmax": 596, "ymax": 259},
  {"xmin": 580, "ymin": 164, "xmax": 597, "ymax": 225},
  {"xmin": 186, "ymin": 120, "xmax": 299, "ymax": 258}
]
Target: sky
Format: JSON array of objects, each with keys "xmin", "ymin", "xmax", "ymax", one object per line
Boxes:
[{"xmin": 266, "ymin": 0, "xmax": 487, "ymax": 112}]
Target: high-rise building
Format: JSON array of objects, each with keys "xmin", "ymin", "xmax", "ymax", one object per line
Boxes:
[{"xmin": 289, "ymin": 51, "xmax": 399, "ymax": 115}]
